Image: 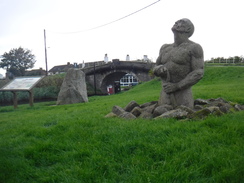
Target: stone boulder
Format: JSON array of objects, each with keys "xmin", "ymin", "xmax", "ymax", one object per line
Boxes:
[
  {"xmin": 112, "ymin": 105, "xmax": 125, "ymax": 116},
  {"xmin": 155, "ymin": 109, "xmax": 188, "ymax": 119},
  {"xmin": 140, "ymin": 101, "xmax": 158, "ymax": 108},
  {"xmin": 119, "ymin": 112, "xmax": 136, "ymax": 120},
  {"xmin": 112, "ymin": 105, "xmax": 136, "ymax": 120},
  {"xmin": 57, "ymin": 68, "xmax": 88, "ymax": 105},
  {"xmin": 131, "ymin": 107, "xmax": 142, "ymax": 117},
  {"xmin": 153, "ymin": 105, "xmax": 173, "ymax": 118},
  {"xmin": 124, "ymin": 101, "xmax": 140, "ymax": 112}
]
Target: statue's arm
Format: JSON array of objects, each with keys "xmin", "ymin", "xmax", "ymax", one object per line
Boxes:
[
  {"xmin": 177, "ymin": 44, "xmax": 204, "ymax": 90},
  {"xmin": 153, "ymin": 44, "xmax": 169, "ymax": 78},
  {"xmin": 156, "ymin": 45, "xmax": 164, "ymax": 65}
]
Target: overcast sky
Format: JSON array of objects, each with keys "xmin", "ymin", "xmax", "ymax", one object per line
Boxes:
[{"xmin": 0, "ymin": 0, "xmax": 243, "ymax": 76}]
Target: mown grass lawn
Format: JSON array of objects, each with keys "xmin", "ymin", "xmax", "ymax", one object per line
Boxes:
[{"xmin": 0, "ymin": 66, "xmax": 244, "ymax": 183}]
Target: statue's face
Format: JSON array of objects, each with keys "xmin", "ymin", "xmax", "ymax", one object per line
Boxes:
[
  {"xmin": 171, "ymin": 18, "xmax": 194, "ymax": 37},
  {"xmin": 171, "ymin": 19, "xmax": 188, "ymax": 33}
]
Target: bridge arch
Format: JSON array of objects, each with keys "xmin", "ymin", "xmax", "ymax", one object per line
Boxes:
[
  {"xmin": 83, "ymin": 61, "xmax": 155, "ymax": 94},
  {"xmin": 100, "ymin": 70, "xmax": 139, "ymax": 93}
]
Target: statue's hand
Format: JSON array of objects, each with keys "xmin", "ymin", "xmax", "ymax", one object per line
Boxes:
[
  {"xmin": 163, "ymin": 82, "xmax": 179, "ymax": 94},
  {"xmin": 153, "ymin": 65, "xmax": 168, "ymax": 78}
]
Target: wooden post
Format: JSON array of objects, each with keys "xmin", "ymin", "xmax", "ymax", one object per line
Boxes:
[
  {"xmin": 93, "ymin": 62, "xmax": 97, "ymax": 95},
  {"xmin": 12, "ymin": 91, "xmax": 18, "ymax": 109},
  {"xmin": 28, "ymin": 90, "xmax": 34, "ymax": 107}
]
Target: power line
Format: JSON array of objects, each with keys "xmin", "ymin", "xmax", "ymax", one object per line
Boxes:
[{"xmin": 50, "ymin": 0, "xmax": 161, "ymax": 34}]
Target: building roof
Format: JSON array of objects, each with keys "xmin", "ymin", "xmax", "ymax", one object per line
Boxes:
[{"xmin": 49, "ymin": 62, "xmax": 74, "ymax": 74}]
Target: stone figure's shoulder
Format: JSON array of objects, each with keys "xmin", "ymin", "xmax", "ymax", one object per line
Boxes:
[
  {"xmin": 188, "ymin": 41, "xmax": 203, "ymax": 56},
  {"xmin": 159, "ymin": 44, "xmax": 172, "ymax": 53},
  {"xmin": 187, "ymin": 41, "xmax": 203, "ymax": 50}
]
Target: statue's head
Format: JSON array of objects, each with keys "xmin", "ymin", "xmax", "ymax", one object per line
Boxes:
[{"xmin": 172, "ymin": 18, "xmax": 194, "ymax": 38}]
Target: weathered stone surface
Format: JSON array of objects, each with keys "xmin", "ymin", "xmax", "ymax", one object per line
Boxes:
[
  {"xmin": 107, "ymin": 98, "xmax": 244, "ymax": 120},
  {"xmin": 188, "ymin": 108, "xmax": 212, "ymax": 120},
  {"xmin": 219, "ymin": 103, "xmax": 233, "ymax": 113},
  {"xmin": 211, "ymin": 108, "xmax": 224, "ymax": 116},
  {"xmin": 124, "ymin": 101, "xmax": 140, "ymax": 112},
  {"xmin": 131, "ymin": 107, "xmax": 142, "ymax": 117},
  {"xmin": 57, "ymin": 68, "xmax": 88, "ymax": 105},
  {"xmin": 139, "ymin": 111, "xmax": 153, "ymax": 119},
  {"xmin": 207, "ymin": 106, "xmax": 220, "ymax": 113},
  {"xmin": 112, "ymin": 105, "xmax": 125, "ymax": 116},
  {"xmin": 177, "ymin": 105, "xmax": 195, "ymax": 114},
  {"xmin": 140, "ymin": 101, "xmax": 158, "ymax": 108},
  {"xmin": 142, "ymin": 103, "xmax": 157, "ymax": 114},
  {"xmin": 194, "ymin": 105, "xmax": 204, "ymax": 110},
  {"xmin": 105, "ymin": 112, "xmax": 117, "ymax": 118},
  {"xmin": 119, "ymin": 112, "xmax": 136, "ymax": 120},
  {"xmin": 153, "ymin": 105, "xmax": 173, "ymax": 118},
  {"xmin": 207, "ymin": 106, "xmax": 224, "ymax": 116},
  {"xmin": 209, "ymin": 97, "xmax": 228, "ymax": 104},
  {"xmin": 155, "ymin": 109, "xmax": 188, "ymax": 119},
  {"xmin": 194, "ymin": 99, "xmax": 209, "ymax": 105},
  {"xmin": 234, "ymin": 104, "xmax": 243, "ymax": 111},
  {"xmin": 208, "ymin": 98, "xmax": 228, "ymax": 107}
]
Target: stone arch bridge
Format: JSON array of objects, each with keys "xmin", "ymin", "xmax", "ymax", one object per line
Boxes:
[{"xmin": 82, "ymin": 60, "xmax": 155, "ymax": 94}]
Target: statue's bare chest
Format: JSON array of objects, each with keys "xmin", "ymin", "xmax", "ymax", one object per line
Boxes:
[
  {"xmin": 160, "ymin": 45, "xmax": 191, "ymax": 65},
  {"xmin": 158, "ymin": 44, "xmax": 192, "ymax": 82}
]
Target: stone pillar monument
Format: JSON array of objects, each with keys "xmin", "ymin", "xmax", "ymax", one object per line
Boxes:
[{"xmin": 57, "ymin": 68, "xmax": 88, "ymax": 105}]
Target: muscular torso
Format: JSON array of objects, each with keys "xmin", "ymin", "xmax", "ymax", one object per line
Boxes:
[{"xmin": 157, "ymin": 42, "xmax": 194, "ymax": 83}]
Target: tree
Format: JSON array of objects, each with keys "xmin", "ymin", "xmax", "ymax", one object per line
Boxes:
[{"xmin": 0, "ymin": 47, "xmax": 36, "ymax": 76}]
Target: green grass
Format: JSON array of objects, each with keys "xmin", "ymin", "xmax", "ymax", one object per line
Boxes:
[
  {"xmin": 193, "ymin": 66, "xmax": 244, "ymax": 103},
  {"xmin": 0, "ymin": 66, "xmax": 244, "ymax": 182}
]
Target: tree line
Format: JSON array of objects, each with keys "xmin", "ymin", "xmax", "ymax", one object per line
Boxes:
[{"xmin": 205, "ymin": 56, "xmax": 244, "ymax": 63}]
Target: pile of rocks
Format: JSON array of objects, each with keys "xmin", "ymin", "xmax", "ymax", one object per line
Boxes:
[{"xmin": 105, "ymin": 98, "xmax": 244, "ymax": 120}]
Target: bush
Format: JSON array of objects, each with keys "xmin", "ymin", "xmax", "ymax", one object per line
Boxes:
[
  {"xmin": 0, "ymin": 91, "xmax": 29, "ymax": 105},
  {"xmin": 36, "ymin": 74, "xmax": 65, "ymax": 88},
  {"xmin": 34, "ymin": 86, "xmax": 60, "ymax": 100},
  {"xmin": 0, "ymin": 80, "xmax": 8, "ymax": 88}
]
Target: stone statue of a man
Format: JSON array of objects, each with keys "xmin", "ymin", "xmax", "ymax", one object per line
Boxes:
[{"xmin": 153, "ymin": 18, "xmax": 204, "ymax": 108}]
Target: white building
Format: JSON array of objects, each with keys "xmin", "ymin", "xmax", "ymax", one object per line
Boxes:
[
  {"xmin": 0, "ymin": 74, "xmax": 4, "ymax": 79},
  {"xmin": 120, "ymin": 73, "xmax": 138, "ymax": 86}
]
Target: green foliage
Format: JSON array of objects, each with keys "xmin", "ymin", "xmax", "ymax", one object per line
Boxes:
[
  {"xmin": 0, "ymin": 91, "xmax": 30, "ymax": 105},
  {"xmin": 0, "ymin": 79, "xmax": 8, "ymax": 88},
  {"xmin": 206, "ymin": 56, "xmax": 244, "ymax": 63},
  {"xmin": 148, "ymin": 68, "xmax": 155, "ymax": 77},
  {"xmin": 0, "ymin": 66, "xmax": 244, "ymax": 182},
  {"xmin": 34, "ymin": 86, "xmax": 60, "ymax": 100},
  {"xmin": 0, "ymin": 47, "xmax": 36, "ymax": 76},
  {"xmin": 36, "ymin": 74, "xmax": 65, "ymax": 88}
]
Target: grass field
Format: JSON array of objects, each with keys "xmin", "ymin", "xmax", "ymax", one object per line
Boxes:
[{"xmin": 0, "ymin": 66, "xmax": 244, "ymax": 182}]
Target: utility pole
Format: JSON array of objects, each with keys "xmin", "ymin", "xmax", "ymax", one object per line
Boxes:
[
  {"xmin": 93, "ymin": 62, "xmax": 97, "ymax": 95},
  {"xmin": 44, "ymin": 29, "xmax": 48, "ymax": 76}
]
